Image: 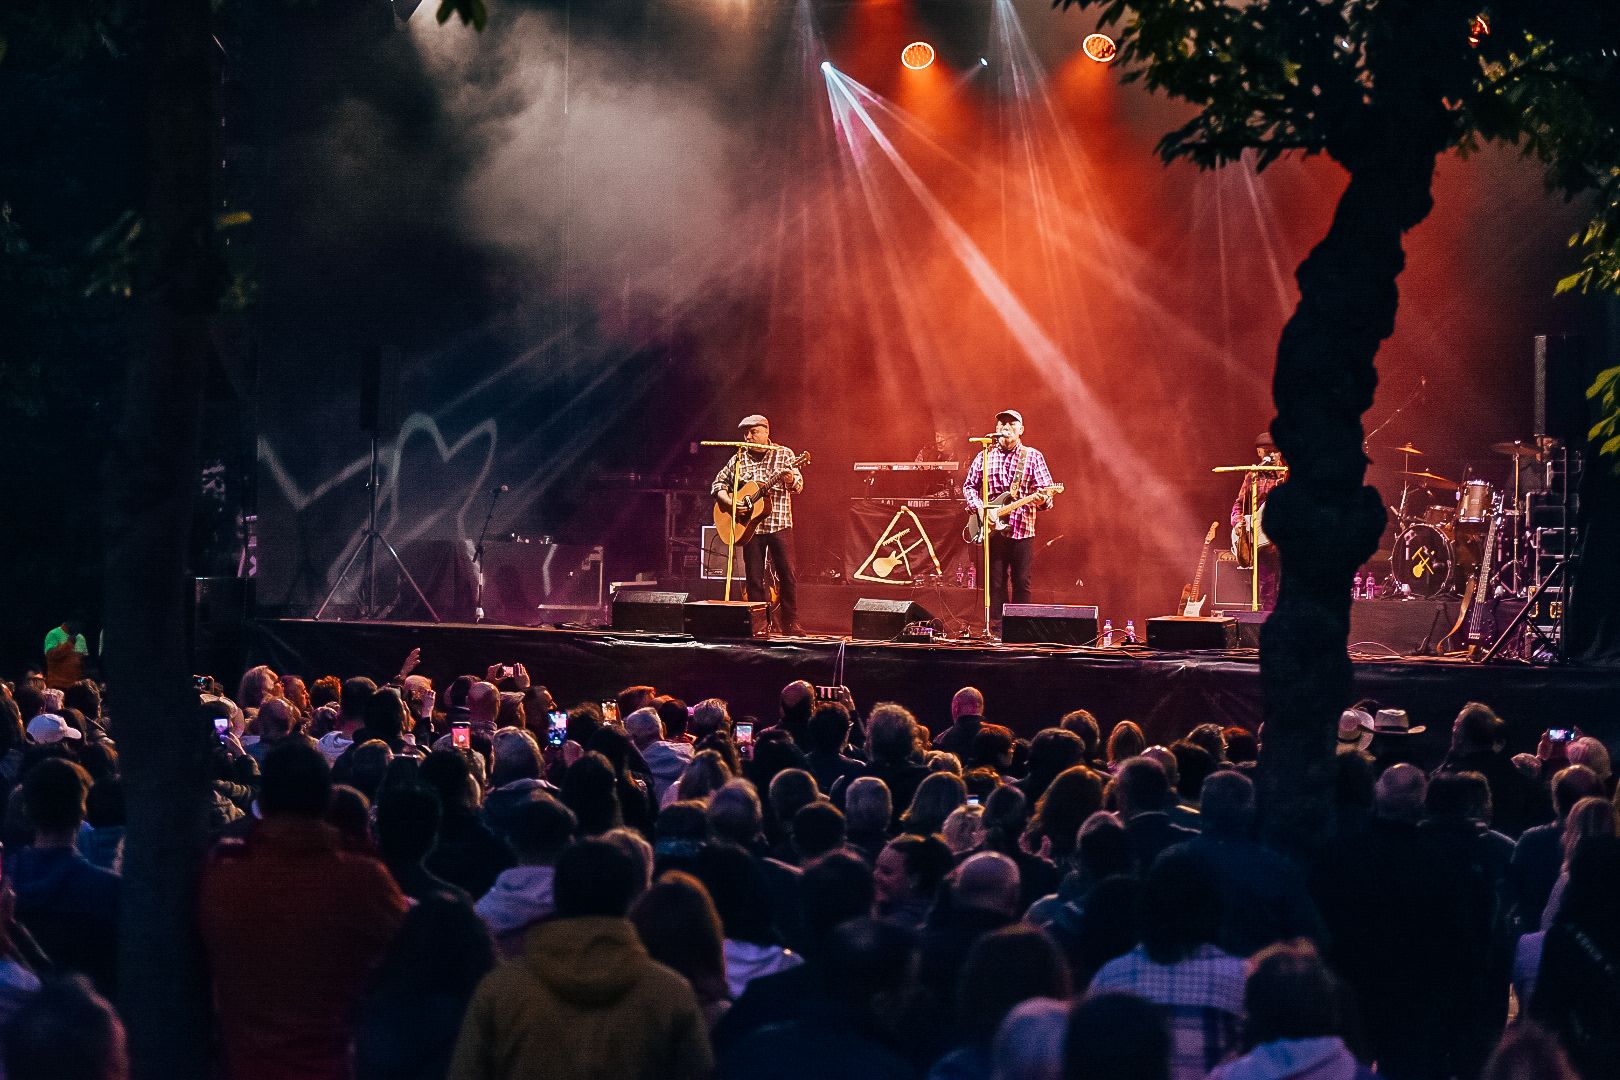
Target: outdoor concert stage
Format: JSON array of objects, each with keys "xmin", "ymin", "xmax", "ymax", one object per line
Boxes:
[{"xmin": 247, "ymin": 618, "xmax": 1620, "ymax": 758}]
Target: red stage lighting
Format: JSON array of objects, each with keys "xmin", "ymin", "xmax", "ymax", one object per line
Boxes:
[
  {"xmin": 1082, "ymin": 33, "xmax": 1117, "ymax": 63},
  {"xmin": 1468, "ymin": 14, "xmax": 1490, "ymax": 47},
  {"xmin": 901, "ymin": 41, "xmax": 936, "ymax": 70}
]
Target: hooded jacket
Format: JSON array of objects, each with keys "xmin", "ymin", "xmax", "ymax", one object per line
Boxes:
[
  {"xmin": 475, "ymin": 864, "xmax": 556, "ymax": 951},
  {"xmin": 640, "ymin": 741, "xmax": 694, "ymax": 800},
  {"xmin": 449, "ymin": 916, "xmax": 712, "ymax": 1080},
  {"xmin": 8, "ymin": 845, "xmax": 119, "ymax": 997}
]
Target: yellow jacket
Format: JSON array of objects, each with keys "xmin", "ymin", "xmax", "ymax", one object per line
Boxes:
[{"xmin": 448, "ymin": 915, "xmax": 713, "ymax": 1080}]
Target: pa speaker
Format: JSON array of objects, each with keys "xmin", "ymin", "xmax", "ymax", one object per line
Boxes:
[
  {"xmin": 852, "ymin": 598, "xmax": 935, "ymax": 641},
  {"xmin": 611, "ymin": 590, "xmax": 689, "ymax": 633},
  {"xmin": 1001, "ymin": 603, "xmax": 1099, "ymax": 645},
  {"xmin": 684, "ymin": 600, "xmax": 770, "ymax": 639},
  {"xmin": 1146, "ymin": 615, "xmax": 1238, "ymax": 651}
]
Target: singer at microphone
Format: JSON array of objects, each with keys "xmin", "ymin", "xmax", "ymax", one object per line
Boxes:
[
  {"xmin": 1229, "ymin": 429, "xmax": 1288, "ymax": 611},
  {"xmin": 963, "ymin": 409, "xmax": 1060, "ymax": 637}
]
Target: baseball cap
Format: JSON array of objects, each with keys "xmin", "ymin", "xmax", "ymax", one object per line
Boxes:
[
  {"xmin": 28, "ymin": 713, "xmax": 83, "ymax": 744},
  {"xmin": 995, "ymin": 410, "xmax": 1023, "ymax": 425}
]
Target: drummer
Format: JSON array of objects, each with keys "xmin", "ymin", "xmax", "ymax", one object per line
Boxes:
[{"xmin": 1230, "ymin": 431, "xmax": 1287, "ymax": 609}]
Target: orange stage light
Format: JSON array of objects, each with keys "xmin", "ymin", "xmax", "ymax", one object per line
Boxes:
[
  {"xmin": 902, "ymin": 41, "xmax": 936, "ymax": 70},
  {"xmin": 1082, "ymin": 33, "xmax": 1117, "ymax": 63}
]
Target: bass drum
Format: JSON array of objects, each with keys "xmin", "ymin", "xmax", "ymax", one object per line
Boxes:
[{"xmin": 1392, "ymin": 524, "xmax": 1455, "ymax": 598}]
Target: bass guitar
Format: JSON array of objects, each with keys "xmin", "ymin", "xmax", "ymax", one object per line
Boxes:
[
  {"xmin": 963, "ymin": 484, "xmax": 1064, "ymax": 545},
  {"xmin": 711, "ymin": 451, "xmax": 812, "ymax": 546},
  {"xmin": 1179, "ymin": 522, "xmax": 1220, "ymax": 616},
  {"xmin": 1464, "ymin": 495, "xmax": 1503, "ymax": 660}
]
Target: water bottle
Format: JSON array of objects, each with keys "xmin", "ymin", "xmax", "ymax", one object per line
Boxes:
[
  {"xmin": 965, "ymin": 567, "xmax": 975, "ymax": 589},
  {"xmin": 1101, "ymin": 618, "xmax": 1115, "ymax": 648},
  {"xmin": 953, "ymin": 565, "xmax": 965, "ymax": 587},
  {"xmin": 1124, "ymin": 619, "xmax": 1137, "ymax": 645},
  {"xmin": 1352, "ymin": 571, "xmax": 1364, "ymax": 599},
  {"xmin": 1363, "ymin": 573, "xmax": 1378, "ymax": 600}
]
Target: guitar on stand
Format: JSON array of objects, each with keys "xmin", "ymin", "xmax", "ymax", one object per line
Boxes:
[
  {"xmin": 1463, "ymin": 494, "xmax": 1503, "ymax": 660},
  {"xmin": 711, "ymin": 451, "xmax": 813, "ymax": 545},
  {"xmin": 963, "ymin": 484, "xmax": 1065, "ymax": 545},
  {"xmin": 1179, "ymin": 522, "xmax": 1220, "ymax": 617}
]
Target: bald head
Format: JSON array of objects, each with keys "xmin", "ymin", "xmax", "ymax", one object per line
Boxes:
[
  {"xmin": 781, "ymin": 681, "xmax": 814, "ymax": 712},
  {"xmin": 951, "ymin": 687, "xmax": 985, "ymax": 722},
  {"xmin": 467, "ymin": 681, "xmax": 499, "ymax": 724},
  {"xmin": 1374, "ymin": 764, "xmax": 1427, "ymax": 823},
  {"xmin": 951, "ymin": 851, "xmax": 1021, "ymax": 916}
]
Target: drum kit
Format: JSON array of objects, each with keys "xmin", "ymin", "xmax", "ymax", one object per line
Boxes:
[{"xmin": 1379, "ymin": 436, "xmax": 1567, "ymax": 601}]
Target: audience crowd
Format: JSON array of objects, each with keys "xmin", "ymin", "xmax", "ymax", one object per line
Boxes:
[{"xmin": 0, "ymin": 653, "xmax": 1613, "ymax": 1080}]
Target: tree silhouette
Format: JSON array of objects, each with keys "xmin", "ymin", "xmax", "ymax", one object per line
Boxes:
[{"xmin": 1057, "ymin": 0, "xmax": 1620, "ymax": 844}]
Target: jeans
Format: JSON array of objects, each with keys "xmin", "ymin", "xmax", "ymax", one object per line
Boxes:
[
  {"xmin": 743, "ymin": 528, "xmax": 798, "ymax": 629},
  {"xmin": 988, "ymin": 533, "xmax": 1033, "ymax": 624}
]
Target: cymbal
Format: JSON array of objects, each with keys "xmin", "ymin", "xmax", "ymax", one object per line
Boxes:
[
  {"xmin": 1492, "ymin": 440, "xmax": 1547, "ymax": 460},
  {"xmin": 1396, "ymin": 470, "xmax": 1459, "ymax": 491},
  {"xmin": 1377, "ymin": 443, "xmax": 1423, "ymax": 456}
]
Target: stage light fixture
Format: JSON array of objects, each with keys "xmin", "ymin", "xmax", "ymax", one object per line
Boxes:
[
  {"xmin": 901, "ymin": 41, "xmax": 935, "ymax": 70},
  {"xmin": 1082, "ymin": 33, "xmax": 1117, "ymax": 63},
  {"xmin": 1468, "ymin": 14, "xmax": 1489, "ymax": 46}
]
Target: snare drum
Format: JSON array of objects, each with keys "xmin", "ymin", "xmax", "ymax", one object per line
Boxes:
[{"xmin": 1458, "ymin": 479, "xmax": 1493, "ymax": 524}]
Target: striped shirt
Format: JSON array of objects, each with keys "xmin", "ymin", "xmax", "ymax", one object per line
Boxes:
[
  {"xmin": 711, "ymin": 445, "xmax": 803, "ymax": 534},
  {"xmin": 963, "ymin": 443, "xmax": 1055, "ymax": 540}
]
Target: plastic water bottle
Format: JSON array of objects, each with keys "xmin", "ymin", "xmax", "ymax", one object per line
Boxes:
[
  {"xmin": 1101, "ymin": 618, "xmax": 1115, "ymax": 648},
  {"xmin": 1352, "ymin": 571, "xmax": 1364, "ymax": 599},
  {"xmin": 1124, "ymin": 619, "xmax": 1137, "ymax": 645},
  {"xmin": 1363, "ymin": 574, "xmax": 1378, "ymax": 600},
  {"xmin": 965, "ymin": 567, "xmax": 975, "ymax": 589}
]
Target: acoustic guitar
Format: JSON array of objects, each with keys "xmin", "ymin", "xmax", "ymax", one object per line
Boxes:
[
  {"xmin": 711, "ymin": 451, "xmax": 812, "ymax": 546},
  {"xmin": 963, "ymin": 484, "xmax": 1064, "ymax": 545},
  {"xmin": 1178, "ymin": 521, "xmax": 1220, "ymax": 616}
]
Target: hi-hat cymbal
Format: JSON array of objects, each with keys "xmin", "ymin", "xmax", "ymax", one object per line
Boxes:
[{"xmin": 1492, "ymin": 440, "xmax": 1547, "ymax": 460}]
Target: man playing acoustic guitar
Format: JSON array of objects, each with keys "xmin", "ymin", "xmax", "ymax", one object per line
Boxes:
[
  {"xmin": 711, "ymin": 414, "xmax": 807, "ymax": 635},
  {"xmin": 963, "ymin": 409, "xmax": 1060, "ymax": 633}
]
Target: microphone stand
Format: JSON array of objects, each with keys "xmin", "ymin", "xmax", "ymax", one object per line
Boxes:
[
  {"xmin": 473, "ymin": 486, "xmax": 504, "ymax": 624},
  {"xmin": 969, "ymin": 436, "xmax": 997, "ymax": 639},
  {"xmin": 1362, "ymin": 379, "xmax": 1425, "ymax": 453}
]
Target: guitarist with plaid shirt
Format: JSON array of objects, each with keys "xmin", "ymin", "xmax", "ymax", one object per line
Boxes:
[
  {"xmin": 712, "ymin": 414, "xmax": 806, "ymax": 635},
  {"xmin": 963, "ymin": 409, "xmax": 1058, "ymax": 632}
]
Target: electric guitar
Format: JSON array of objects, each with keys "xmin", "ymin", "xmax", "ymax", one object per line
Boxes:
[
  {"xmin": 963, "ymin": 484, "xmax": 1064, "ymax": 545},
  {"xmin": 1179, "ymin": 521, "xmax": 1220, "ymax": 616},
  {"xmin": 1464, "ymin": 495, "xmax": 1503, "ymax": 659},
  {"xmin": 711, "ymin": 451, "xmax": 812, "ymax": 546}
]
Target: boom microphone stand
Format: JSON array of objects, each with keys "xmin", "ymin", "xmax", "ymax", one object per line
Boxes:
[
  {"xmin": 314, "ymin": 429, "xmax": 441, "ymax": 622},
  {"xmin": 472, "ymin": 484, "xmax": 506, "ymax": 623}
]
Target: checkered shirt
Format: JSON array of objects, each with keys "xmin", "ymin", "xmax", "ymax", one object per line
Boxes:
[
  {"xmin": 963, "ymin": 444, "xmax": 1055, "ymax": 540},
  {"xmin": 1087, "ymin": 944, "xmax": 1246, "ymax": 1080},
  {"xmin": 711, "ymin": 445, "xmax": 802, "ymax": 534}
]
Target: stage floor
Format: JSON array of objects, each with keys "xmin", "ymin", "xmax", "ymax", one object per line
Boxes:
[{"xmin": 247, "ymin": 619, "xmax": 1619, "ymax": 761}]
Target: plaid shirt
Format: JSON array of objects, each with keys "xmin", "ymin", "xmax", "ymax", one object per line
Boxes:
[
  {"xmin": 711, "ymin": 445, "xmax": 803, "ymax": 534},
  {"xmin": 963, "ymin": 443, "xmax": 1055, "ymax": 540},
  {"xmin": 1088, "ymin": 944, "xmax": 1246, "ymax": 1080}
]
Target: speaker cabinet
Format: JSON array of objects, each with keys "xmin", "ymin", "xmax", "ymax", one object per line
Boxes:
[
  {"xmin": 1001, "ymin": 604, "xmax": 1099, "ymax": 645},
  {"xmin": 852, "ymin": 598, "xmax": 936, "ymax": 641},
  {"xmin": 611, "ymin": 590, "xmax": 690, "ymax": 633},
  {"xmin": 684, "ymin": 600, "xmax": 770, "ymax": 639},
  {"xmin": 1146, "ymin": 615, "xmax": 1238, "ymax": 651},
  {"xmin": 192, "ymin": 576, "xmax": 248, "ymax": 679}
]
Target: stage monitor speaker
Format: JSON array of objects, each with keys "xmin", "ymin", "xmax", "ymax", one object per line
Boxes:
[
  {"xmin": 1146, "ymin": 615, "xmax": 1238, "ymax": 651},
  {"xmin": 611, "ymin": 590, "xmax": 689, "ymax": 633},
  {"xmin": 1212, "ymin": 608, "xmax": 1267, "ymax": 648},
  {"xmin": 1001, "ymin": 604, "xmax": 1099, "ymax": 646},
  {"xmin": 684, "ymin": 600, "xmax": 769, "ymax": 639},
  {"xmin": 852, "ymin": 598, "xmax": 936, "ymax": 641}
]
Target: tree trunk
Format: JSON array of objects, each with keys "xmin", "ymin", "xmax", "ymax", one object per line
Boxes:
[
  {"xmin": 108, "ymin": 1, "xmax": 218, "ymax": 1075},
  {"xmin": 1258, "ymin": 1, "xmax": 1474, "ymax": 851}
]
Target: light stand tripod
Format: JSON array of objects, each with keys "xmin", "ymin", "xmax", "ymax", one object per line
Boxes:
[{"xmin": 314, "ymin": 430, "xmax": 441, "ymax": 622}]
